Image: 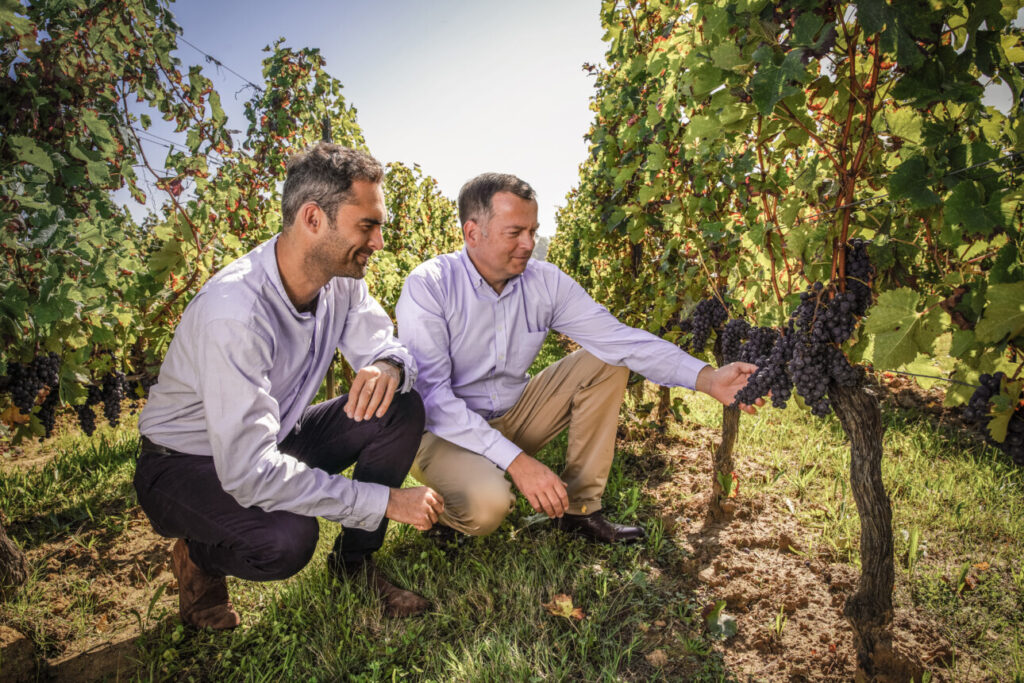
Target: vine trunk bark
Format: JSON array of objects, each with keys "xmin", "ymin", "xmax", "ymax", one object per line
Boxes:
[
  {"xmin": 710, "ymin": 405, "xmax": 740, "ymax": 519},
  {"xmin": 0, "ymin": 518, "xmax": 27, "ymax": 601},
  {"xmin": 830, "ymin": 382, "xmax": 914, "ymax": 681}
]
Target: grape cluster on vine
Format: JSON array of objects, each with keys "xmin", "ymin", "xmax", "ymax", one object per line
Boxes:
[
  {"xmin": 730, "ymin": 240, "xmax": 871, "ymax": 417},
  {"xmin": 685, "ymin": 296, "xmax": 728, "ymax": 353},
  {"xmin": 101, "ymin": 371, "xmax": 127, "ymax": 427},
  {"xmin": 720, "ymin": 319, "xmax": 750, "ymax": 363},
  {"xmin": 2, "ymin": 353, "xmax": 60, "ymax": 415},
  {"xmin": 962, "ymin": 373, "xmax": 1024, "ymax": 467}
]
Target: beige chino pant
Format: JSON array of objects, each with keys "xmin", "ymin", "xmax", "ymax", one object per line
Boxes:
[{"xmin": 410, "ymin": 350, "xmax": 630, "ymax": 536}]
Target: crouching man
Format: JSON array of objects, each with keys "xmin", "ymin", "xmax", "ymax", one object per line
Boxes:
[
  {"xmin": 136, "ymin": 144, "xmax": 443, "ymax": 628},
  {"xmin": 395, "ymin": 173, "xmax": 758, "ymax": 543}
]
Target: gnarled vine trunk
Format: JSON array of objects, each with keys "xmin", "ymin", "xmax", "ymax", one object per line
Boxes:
[
  {"xmin": 710, "ymin": 404, "xmax": 740, "ymax": 519},
  {"xmin": 0, "ymin": 519, "xmax": 27, "ymax": 601},
  {"xmin": 830, "ymin": 382, "xmax": 906, "ymax": 681}
]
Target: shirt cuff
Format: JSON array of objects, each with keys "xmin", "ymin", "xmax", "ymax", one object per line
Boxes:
[
  {"xmin": 675, "ymin": 358, "xmax": 710, "ymax": 391},
  {"xmin": 328, "ymin": 480, "xmax": 390, "ymax": 530},
  {"xmin": 483, "ymin": 435, "xmax": 525, "ymax": 471}
]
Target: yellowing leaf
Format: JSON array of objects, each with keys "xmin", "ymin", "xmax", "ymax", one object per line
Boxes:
[{"xmin": 543, "ymin": 594, "xmax": 585, "ymax": 620}]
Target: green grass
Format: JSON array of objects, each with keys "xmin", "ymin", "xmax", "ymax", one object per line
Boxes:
[{"xmin": 2, "ymin": 342, "xmax": 1023, "ymax": 680}]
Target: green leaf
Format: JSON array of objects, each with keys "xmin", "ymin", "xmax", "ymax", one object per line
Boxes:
[
  {"xmin": 792, "ymin": 13, "xmax": 824, "ymax": 46},
  {"xmin": 856, "ymin": 0, "xmax": 889, "ymax": 35},
  {"xmin": 976, "ymin": 282, "xmax": 1024, "ymax": 343},
  {"xmin": 711, "ymin": 43, "xmax": 745, "ymax": 70},
  {"xmin": 888, "ymin": 157, "xmax": 941, "ymax": 208},
  {"xmin": 750, "ymin": 50, "xmax": 808, "ymax": 115},
  {"xmin": 8, "ymin": 135, "xmax": 54, "ymax": 175},
  {"xmin": 862, "ymin": 288, "xmax": 929, "ymax": 370}
]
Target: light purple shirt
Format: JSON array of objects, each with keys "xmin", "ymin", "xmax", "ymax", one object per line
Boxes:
[
  {"xmin": 139, "ymin": 235, "xmax": 416, "ymax": 531},
  {"xmin": 395, "ymin": 249, "xmax": 708, "ymax": 470}
]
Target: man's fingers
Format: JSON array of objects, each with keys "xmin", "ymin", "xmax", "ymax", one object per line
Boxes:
[
  {"xmin": 351, "ymin": 375, "xmax": 375, "ymax": 420},
  {"xmin": 345, "ymin": 375, "xmax": 367, "ymax": 417},
  {"xmin": 364, "ymin": 375, "xmax": 389, "ymax": 418},
  {"xmin": 375, "ymin": 378, "xmax": 398, "ymax": 418}
]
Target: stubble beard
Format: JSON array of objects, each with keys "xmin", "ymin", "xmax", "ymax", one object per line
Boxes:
[{"xmin": 309, "ymin": 222, "xmax": 371, "ymax": 280}]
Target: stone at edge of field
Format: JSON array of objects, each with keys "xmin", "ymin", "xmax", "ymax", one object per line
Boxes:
[{"xmin": 0, "ymin": 623, "xmax": 37, "ymax": 682}]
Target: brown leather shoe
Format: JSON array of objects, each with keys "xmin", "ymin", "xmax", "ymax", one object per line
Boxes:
[
  {"xmin": 328, "ymin": 553, "xmax": 429, "ymax": 618},
  {"xmin": 553, "ymin": 511, "xmax": 644, "ymax": 543},
  {"xmin": 170, "ymin": 538, "xmax": 240, "ymax": 630}
]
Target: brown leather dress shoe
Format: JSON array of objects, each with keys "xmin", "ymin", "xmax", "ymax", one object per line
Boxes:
[
  {"xmin": 553, "ymin": 511, "xmax": 645, "ymax": 543},
  {"xmin": 170, "ymin": 538, "xmax": 240, "ymax": 630},
  {"xmin": 328, "ymin": 554, "xmax": 429, "ymax": 618}
]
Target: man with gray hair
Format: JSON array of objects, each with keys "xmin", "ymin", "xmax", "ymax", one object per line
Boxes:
[
  {"xmin": 396, "ymin": 173, "xmax": 759, "ymax": 544},
  {"xmin": 136, "ymin": 143, "xmax": 444, "ymax": 628}
]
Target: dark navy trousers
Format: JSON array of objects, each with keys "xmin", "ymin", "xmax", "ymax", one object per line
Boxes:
[{"xmin": 134, "ymin": 391, "xmax": 424, "ymax": 580}]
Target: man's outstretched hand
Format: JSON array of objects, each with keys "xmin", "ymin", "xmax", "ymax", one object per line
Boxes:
[
  {"xmin": 506, "ymin": 452, "xmax": 568, "ymax": 518},
  {"xmin": 696, "ymin": 362, "xmax": 764, "ymax": 414},
  {"xmin": 386, "ymin": 486, "xmax": 444, "ymax": 531},
  {"xmin": 345, "ymin": 361, "xmax": 401, "ymax": 421}
]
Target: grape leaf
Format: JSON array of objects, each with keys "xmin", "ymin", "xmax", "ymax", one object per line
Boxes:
[
  {"xmin": 976, "ymin": 282, "xmax": 1024, "ymax": 343},
  {"xmin": 862, "ymin": 288, "xmax": 931, "ymax": 370},
  {"xmin": 9, "ymin": 135, "xmax": 54, "ymax": 175}
]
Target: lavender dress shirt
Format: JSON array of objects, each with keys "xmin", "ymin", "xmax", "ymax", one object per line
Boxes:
[
  {"xmin": 395, "ymin": 249, "xmax": 708, "ymax": 471},
  {"xmin": 139, "ymin": 235, "xmax": 416, "ymax": 531}
]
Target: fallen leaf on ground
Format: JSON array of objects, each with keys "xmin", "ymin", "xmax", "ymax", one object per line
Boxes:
[
  {"xmin": 645, "ymin": 649, "xmax": 668, "ymax": 667},
  {"xmin": 543, "ymin": 594, "xmax": 585, "ymax": 620}
]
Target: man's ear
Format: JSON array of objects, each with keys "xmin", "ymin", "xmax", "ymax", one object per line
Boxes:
[
  {"xmin": 463, "ymin": 219, "xmax": 478, "ymax": 246},
  {"xmin": 296, "ymin": 202, "xmax": 326, "ymax": 236}
]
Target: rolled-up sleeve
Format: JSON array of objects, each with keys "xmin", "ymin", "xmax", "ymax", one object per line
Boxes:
[
  {"xmin": 396, "ymin": 275, "xmax": 522, "ymax": 470},
  {"xmin": 549, "ymin": 269, "xmax": 708, "ymax": 389},
  {"xmin": 197, "ymin": 320, "xmax": 390, "ymax": 528}
]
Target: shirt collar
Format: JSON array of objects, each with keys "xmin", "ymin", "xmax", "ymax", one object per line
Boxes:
[
  {"xmin": 261, "ymin": 234, "xmax": 319, "ymax": 319},
  {"xmin": 457, "ymin": 248, "xmax": 522, "ymax": 298}
]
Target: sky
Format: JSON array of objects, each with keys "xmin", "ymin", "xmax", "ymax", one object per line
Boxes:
[{"xmin": 159, "ymin": 0, "xmax": 609, "ymax": 237}]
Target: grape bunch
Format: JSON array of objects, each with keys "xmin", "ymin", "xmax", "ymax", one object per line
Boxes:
[
  {"xmin": 734, "ymin": 333, "xmax": 795, "ymax": 409},
  {"xmin": 74, "ymin": 404, "xmax": 97, "ymax": 436},
  {"xmin": 74, "ymin": 384, "xmax": 103, "ymax": 436},
  {"xmin": 844, "ymin": 238, "xmax": 874, "ymax": 316},
  {"xmin": 962, "ymin": 373, "xmax": 1024, "ymax": 467},
  {"xmin": 3, "ymin": 353, "xmax": 60, "ymax": 415},
  {"xmin": 730, "ymin": 240, "xmax": 872, "ymax": 417},
  {"xmin": 720, "ymin": 319, "xmax": 750, "ymax": 363},
  {"xmin": 963, "ymin": 373, "xmax": 1003, "ymax": 423},
  {"xmin": 686, "ymin": 297, "xmax": 728, "ymax": 353},
  {"xmin": 38, "ymin": 389, "xmax": 60, "ymax": 439},
  {"xmin": 738, "ymin": 326, "xmax": 779, "ymax": 365},
  {"xmin": 101, "ymin": 371, "xmax": 127, "ymax": 427}
]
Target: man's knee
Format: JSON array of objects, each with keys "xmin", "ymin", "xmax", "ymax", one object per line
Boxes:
[
  {"xmin": 251, "ymin": 514, "xmax": 319, "ymax": 581},
  {"xmin": 447, "ymin": 480, "xmax": 515, "ymax": 536},
  {"xmin": 383, "ymin": 389, "xmax": 426, "ymax": 434}
]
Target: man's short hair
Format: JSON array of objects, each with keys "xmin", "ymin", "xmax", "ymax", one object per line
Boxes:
[
  {"xmin": 281, "ymin": 143, "xmax": 384, "ymax": 229},
  {"xmin": 457, "ymin": 173, "xmax": 536, "ymax": 226}
]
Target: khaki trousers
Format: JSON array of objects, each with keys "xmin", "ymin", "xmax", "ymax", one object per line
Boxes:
[{"xmin": 410, "ymin": 350, "xmax": 629, "ymax": 536}]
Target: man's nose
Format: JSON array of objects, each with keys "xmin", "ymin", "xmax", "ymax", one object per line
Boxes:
[{"xmin": 369, "ymin": 225, "xmax": 384, "ymax": 252}]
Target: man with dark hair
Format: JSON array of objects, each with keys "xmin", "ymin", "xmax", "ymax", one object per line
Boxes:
[
  {"xmin": 395, "ymin": 173, "xmax": 759, "ymax": 543},
  {"xmin": 136, "ymin": 143, "xmax": 444, "ymax": 629}
]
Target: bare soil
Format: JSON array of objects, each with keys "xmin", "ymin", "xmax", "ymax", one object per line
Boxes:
[
  {"xmin": 0, "ymin": 505, "xmax": 176, "ymax": 682},
  {"xmin": 631, "ymin": 423, "xmax": 961, "ymax": 682}
]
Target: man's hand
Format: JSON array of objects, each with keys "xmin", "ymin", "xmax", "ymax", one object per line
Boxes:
[
  {"xmin": 696, "ymin": 362, "xmax": 765, "ymax": 414},
  {"xmin": 506, "ymin": 452, "xmax": 569, "ymax": 518},
  {"xmin": 386, "ymin": 486, "xmax": 444, "ymax": 531},
  {"xmin": 345, "ymin": 361, "xmax": 401, "ymax": 421}
]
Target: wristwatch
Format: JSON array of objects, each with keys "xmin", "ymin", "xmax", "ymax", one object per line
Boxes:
[{"xmin": 377, "ymin": 357, "xmax": 405, "ymax": 386}]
